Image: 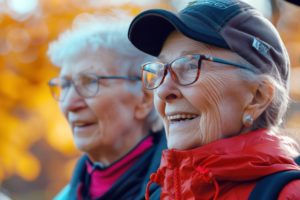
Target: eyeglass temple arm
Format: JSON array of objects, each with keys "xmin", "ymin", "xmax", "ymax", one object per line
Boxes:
[
  {"xmin": 143, "ymin": 67, "xmax": 157, "ymax": 74},
  {"xmin": 204, "ymin": 55, "xmax": 258, "ymax": 73},
  {"xmin": 96, "ymin": 75, "xmax": 141, "ymax": 81}
]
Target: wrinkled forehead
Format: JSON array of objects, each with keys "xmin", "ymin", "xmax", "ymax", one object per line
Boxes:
[{"xmin": 159, "ymin": 31, "xmax": 250, "ymax": 65}]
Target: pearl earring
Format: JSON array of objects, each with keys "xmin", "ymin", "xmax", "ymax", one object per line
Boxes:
[{"xmin": 243, "ymin": 114, "xmax": 254, "ymax": 127}]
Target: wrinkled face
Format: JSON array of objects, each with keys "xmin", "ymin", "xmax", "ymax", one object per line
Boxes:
[
  {"xmin": 59, "ymin": 49, "xmax": 145, "ymax": 162},
  {"xmin": 155, "ymin": 32, "xmax": 255, "ymax": 150}
]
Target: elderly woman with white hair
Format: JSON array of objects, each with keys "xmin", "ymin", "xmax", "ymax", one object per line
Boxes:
[
  {"xmin": 47, "ymin": 13, "xmax": 165, "ymax": 200},
  {"xmin": 128, "ymin": 0, "xmax": 300, "ymax": 199}
]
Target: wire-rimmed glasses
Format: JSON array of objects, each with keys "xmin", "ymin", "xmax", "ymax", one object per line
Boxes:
[{"xmin": 48, "ymin": 74, "xmax": 141, "ymax": 101}]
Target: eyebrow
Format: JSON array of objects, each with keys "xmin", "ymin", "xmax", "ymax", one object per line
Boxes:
[
  {"xmin": 59, "ymin": 75, "xmax": 71, "ymax": 80},
  {"xmin": 157, "ymin": 54, "xmax": 165, "ymax": 61},
  {"xmin": 182, "ymin": 50, "xmax": 197, "ymax": 55},
  {"xmin": 157, "ymin": 50, "xmax": 197, "ymax": 61}
]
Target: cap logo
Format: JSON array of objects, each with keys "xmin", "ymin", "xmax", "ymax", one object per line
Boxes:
[
  {"xmin": 252, "ymin": 38, "xmax": 271, "ymax": 58},
  {"xmin": 187, "ymin": 0, "xmax": 239, "ymax": 9}
]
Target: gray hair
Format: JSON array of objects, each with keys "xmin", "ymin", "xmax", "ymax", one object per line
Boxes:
[
  {"xmin": 48, "ymin": 12, "xmax": 149, "ymax": 74},
  {"xmin": 240, "ymin": 67, "xmax": 300, "ymax": 156},
  {"xmin": 234, "ymin": 53, "xmax": 289, "ymax": 131},
  {"xmin": 47, "ymin": 12, "xmax": 162, "ymax": 132},
  {"xmin": 252, "ymin": 74, "xmax": 289, "ymax": 131}
]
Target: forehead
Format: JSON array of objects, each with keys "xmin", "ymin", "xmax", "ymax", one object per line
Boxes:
[
  {"xmin": 59, "ymin": 49, "xmax": 122, "ymax": 77},
  {"xmin": 159, "ymin": 31, "xmax": 244, "ymax": 63},
  {"xmin": 159, "ymin": 32, "xmax": 209, "ymax": 61}
]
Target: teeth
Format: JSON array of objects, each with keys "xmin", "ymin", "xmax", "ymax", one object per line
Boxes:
[{"xmin": 167, "ymin": 114, "xmax": 198, "ymax": 121}]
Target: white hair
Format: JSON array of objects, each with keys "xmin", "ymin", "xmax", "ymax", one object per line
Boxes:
[
  {"xmin": 239, "ymin": 67, "xmax": 300, "ymax": 156},
  {"xmin": 48, "ymin": 12, "xmax": 151, "ymax": 74},
  {"xmin": 47, "ymin": 12, "xmax": 162, "ymax": 132}
]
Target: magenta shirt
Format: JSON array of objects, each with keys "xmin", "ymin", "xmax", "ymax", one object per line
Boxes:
[{"xmin": 86, "ymin": 136, "xmax": 154, "ymax": 199}]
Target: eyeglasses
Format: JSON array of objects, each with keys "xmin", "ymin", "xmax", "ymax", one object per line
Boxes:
[
  {"xmin": 48, "ymin": 74, "xmax": 141, "ymax": 101},
  {"xmin": 141, "ymin": 54, "xmax": 256, "ymax": 90}
]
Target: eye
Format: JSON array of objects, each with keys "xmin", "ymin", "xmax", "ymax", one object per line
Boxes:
[
  {"xmin": 78, "ymin": 75, "xmax": 99, "ymax": 94},
  {"xmin": 173, "ymin": 60, "xmax": 197, "ymax": 74},
  {"xmin": 183, "ymin": 57, "xmax": 199, "ymax": 72},
  {"xmin": 81, "ymin": 75, "xmax": 97, "ymax": 85},
  {"xmin": 186, "ymin": 62, "xmax": 198, "ymax": 70},
  {"xmin": 60, "ymin": 79, "xmax": 71, "ymax": 90}
]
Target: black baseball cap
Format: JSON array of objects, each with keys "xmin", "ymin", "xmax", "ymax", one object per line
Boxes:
[
  {"xmin": 128, "ymin": 0, "xmax": 290, "ymax": 87},
  {"xmin": 285, "ymin": 0, "xmax": 300, "ymax": 6}
]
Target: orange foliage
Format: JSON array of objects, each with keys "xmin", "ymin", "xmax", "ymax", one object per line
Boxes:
[
  {"xmin": 0, "ymin": 2, "xmax": 77, "ymax": 183},
  {"xmin": 0, "ymin": 0, "xmax": 173, "ymax": 194}
]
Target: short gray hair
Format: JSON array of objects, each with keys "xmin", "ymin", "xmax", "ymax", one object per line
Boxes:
[
  {"xmin": 234, "ymin": 54, "xmax": 289, "ymax": 131},
  {"xmin": 48, "ymin": 12, "xmax": 151, "ymax": 75},
  {"xmin": 47, "ymin": 12, "xmax": 162, "ymax": 132},
  {"xmin": 241, "ymin": 67, "xmax": 299, "ymax": 156},
  {"xmin": 252, "ymin": 74, "xmax": 289, "ymax": 131}
]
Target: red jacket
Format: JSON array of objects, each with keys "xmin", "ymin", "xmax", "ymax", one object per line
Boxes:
[{"xmin": 146, "ymin": 129, "xmax": 300, "ymax": 200}]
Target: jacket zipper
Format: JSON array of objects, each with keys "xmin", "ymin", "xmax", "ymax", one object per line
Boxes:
[{"xmin": 171, "ymin": 149, "xmax": 181, "ymax": 200}]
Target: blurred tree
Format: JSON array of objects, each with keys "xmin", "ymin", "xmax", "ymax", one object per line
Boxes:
[{"xmin": 0, "ymin": 0, "xmax": 172, "ymax": 199}]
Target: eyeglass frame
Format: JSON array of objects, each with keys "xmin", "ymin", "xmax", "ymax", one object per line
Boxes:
[
  {"xmin": 48, "ymin": 74, "xmax": 141, "ymax": 101},
  {"xmin": 141, "ymin": 54, "xmax": 257, "ymax": 90}
]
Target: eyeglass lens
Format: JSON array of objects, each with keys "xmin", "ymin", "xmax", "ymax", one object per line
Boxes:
[
  {"xmin": 142, "ymin": 55, "xmax": 200, "ymax": 89},
  {"xmin": 49, "ymin": 74, "xmax": 99, "ymax": 101}
]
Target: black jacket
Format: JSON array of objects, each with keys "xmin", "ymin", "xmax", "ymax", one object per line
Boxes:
[{"xmin": 54, "ymin": 130, "xmax": 166, "ymax": 200}]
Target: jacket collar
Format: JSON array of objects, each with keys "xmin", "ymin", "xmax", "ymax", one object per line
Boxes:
[{"xmin": 160, "ymin": 129, "xmax": 298, "ymax": 181}]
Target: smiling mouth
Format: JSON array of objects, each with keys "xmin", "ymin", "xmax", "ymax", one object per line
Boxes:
[
  {"xmin": 73, "ymin": 122, "xmax": 95, "ymax": 128},
  {"xmin": 167, "ymin": 114, "xmax": 199, "ymax": 123}
]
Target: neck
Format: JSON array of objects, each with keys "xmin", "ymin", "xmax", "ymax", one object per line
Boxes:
[
  {"xmin": 88, "ymin": 129, "xmax": 148, "ymax": 165},
  {"xmin": 87, "ymin": 134, "xmax": 155, "ymax": 199}
]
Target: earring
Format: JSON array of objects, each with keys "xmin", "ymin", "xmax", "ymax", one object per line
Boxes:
[{"xmin": 243, "ymin": 114, "xmax": 254, "ymax": 127}]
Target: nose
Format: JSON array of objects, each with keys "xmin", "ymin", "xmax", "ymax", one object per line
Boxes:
[
  {"xmin": 60, "ymin": 85, "xmax": 86, "ymax": 113},
  {"xmin": 155, "ymin": 72, "xmax": 182, "ymax": 102}
]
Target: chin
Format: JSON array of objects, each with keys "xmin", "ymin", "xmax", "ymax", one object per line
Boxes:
[
  {"xmin": 75, "ymin": 144, "xmax": 90, "ymax": 152},
  {"xmin": 167, "ymin": 140, "xmax": 187, "ymax": 150},
  {"xmin": 168, "ymin": 136, "xmax": 203, "ymax": 150},
  {"xmin": 74, "ymin": 139, "xmax": 93, "ymax": 152}
]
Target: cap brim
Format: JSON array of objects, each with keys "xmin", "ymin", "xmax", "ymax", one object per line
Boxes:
[{"xmin": 128, "ymin": 9, "xmax": 229, "ymax": 57}]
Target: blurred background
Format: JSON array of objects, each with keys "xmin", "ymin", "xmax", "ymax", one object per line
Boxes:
[{"xmin": 0, "ymin": 0, "xmax": 299, "ymax": 199}]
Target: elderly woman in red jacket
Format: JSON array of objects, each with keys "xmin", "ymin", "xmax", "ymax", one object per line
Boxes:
[{"xmin": 128, "ymin": 0, "xmax": 300, "ymax": 199}]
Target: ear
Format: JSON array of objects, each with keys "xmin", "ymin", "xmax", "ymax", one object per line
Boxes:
[
  {"xmin": 134, "ymin": 89, "xmax": 154, "ymax": 120},
  {"xmin": 243, "ymin": 75, "xmax": 275, "ymax": 120}
]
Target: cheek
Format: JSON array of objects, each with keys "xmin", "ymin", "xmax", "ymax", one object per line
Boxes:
[
  {"xmin": 154, "ymin": 94, "xmax": 165, "ymax": 117},
  {"xmin": 186, "ymin": 75, "xmax": 225, "ymax": 117},
  {"xmin": 186, "ymin": 75, "xmax": 245, "ymax": 142},
  {"xmin": 59, "ymin": 102, "xmax": 68, "ymax": 118},
  {"xmin": 87, "ymin": 95, "xmax": 118, "ymax": 119},
  {"xmin": 88, "ymin": 90, "xmax": 138, "ymax": 124},
  {"xmin": 154, "ymin": 94, "xmax": 169, "ymax": 133}
]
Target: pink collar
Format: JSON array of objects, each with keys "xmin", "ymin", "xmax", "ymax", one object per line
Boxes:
[{"xmin": 86, "ymin": 135, "xmax": 154, "ymax": 199}]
